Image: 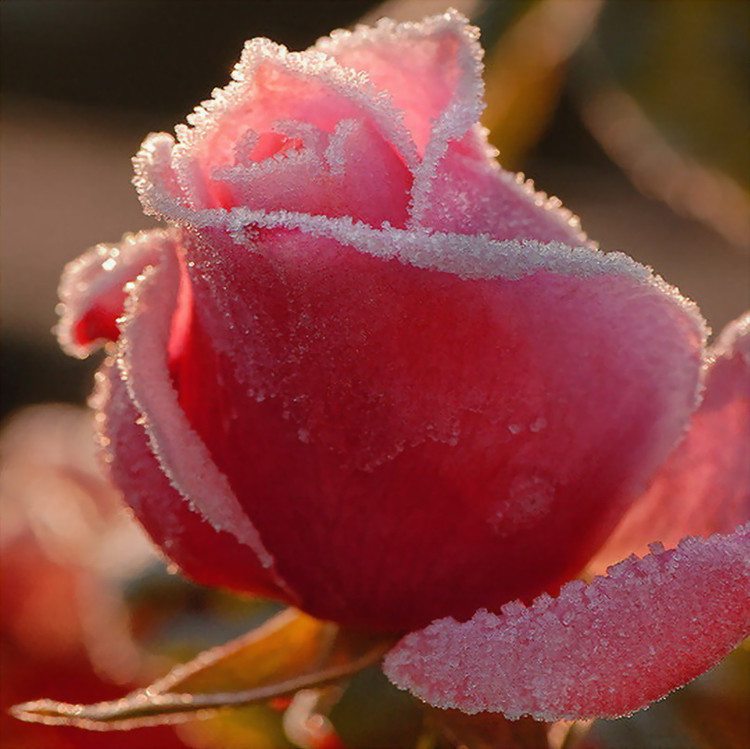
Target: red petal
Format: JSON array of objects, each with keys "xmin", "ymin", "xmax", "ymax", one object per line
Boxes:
[
  {"xmin": 93, "ymin": 358, "xmax": 284, "ymax": 598},
  {"xmin": 56, "ymin": 229, "xmax": 177, "ymax": 357},
  {"xmin": 384, "ymin": 524, "xmax": 750, "ymax": 720},
  {"xmin": 169, "ymin": 220, "xmax": 704, "ymax": 631},
  {"xmin": 594, "ymin": 312, "xmax": 750, "ymax": 570},
  {"xmin": 114, "ymin": 248, "xmax": 293, "ymax": 598}
]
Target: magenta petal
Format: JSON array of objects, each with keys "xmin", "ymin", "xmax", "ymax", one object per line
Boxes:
[
  {"xmin": 56, "ymin": 229, "xmax": 177, "ymax": 357},
  {"xmin": 594, "ymin": 312, "xmax": 750, "ymax": 569},
  {"xmin": 384, "ymin": 524, "xmax": 750, "ymax": 720},
  {"xmin": 114, "ymin": 249, "xmax": 293, "ymax": 597},
  {"xmin": 93, "ymin": 358, "xmax": 284, "ymax": 598}
]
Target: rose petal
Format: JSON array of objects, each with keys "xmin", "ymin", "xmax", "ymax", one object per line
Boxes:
[
  {"xmin": 210, "ymin": 118, "xmax": 412, "ymax": 227},
  {"xmin": 56, "ymin": 229, "xmax": 177, "ymax": 357},
  {"xmin": 115, "ymin": 248, "xmax": 293, "ymax": 598},
  {"xmin": 132, "ymin": 13, "xmax": 580, "ymax": 243},
  {"xmin": 133, "ymin": 36, "xmax": 416, "ymax": 220},
  {"xmin": 164, "ymin": 215, "xmax": 705, "ymax": 630},
  {"xmin": 318, "ymin": 11, "xmax": 495, "ymax": 232},
  {"xmin": 92, "ymin": 357, "xmax": 284, "ymax": 598},
  {"xmin": 415, "ymin": 130, "xmax": 587, "ymax": 243},
  {"xmin": 593, "ymin": 312, "xmax": 750, "ymax": 570},
  {"xmin": 316, "ymin": 10, "xmax": 482, "ymax": 155},
  {"xmin": 384, "ymin": 524, "xmax": 750, "ymax": 720}
]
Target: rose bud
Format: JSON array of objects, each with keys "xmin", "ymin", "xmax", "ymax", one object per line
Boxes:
[{"xmin": 56, "ymin": 11, "xmax": 749, "ymax": 721}]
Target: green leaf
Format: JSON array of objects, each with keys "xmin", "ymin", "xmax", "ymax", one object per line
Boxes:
[{"xmin": 11, "ymin": 608, "xmax": 392, "ymax": 731}]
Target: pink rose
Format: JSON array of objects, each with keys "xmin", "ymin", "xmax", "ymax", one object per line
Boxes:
[{"xmin": 57, "ymin": 11, "xmax": 748, "ymax": 721}]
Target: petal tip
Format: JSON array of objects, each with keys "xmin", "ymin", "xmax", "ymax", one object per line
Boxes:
[{"xmin": 384, "ymin": 524, "xmax": 750, "ymax": 721}]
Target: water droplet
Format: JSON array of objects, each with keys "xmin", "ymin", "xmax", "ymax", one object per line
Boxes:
[
  {"xmin": 488, "ymin": 474, "xmax": 556, "ymax": 535},
  {"xmin": 530, "ymin": 416, "xmax": 547, "ymax": 433}
]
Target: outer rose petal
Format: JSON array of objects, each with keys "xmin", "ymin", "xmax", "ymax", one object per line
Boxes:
[
  {"xmin": 92, "ymin": 357, "xmax": 284, "ymax": 598},
  {"xmin": 384, "ymin": 524, "xmax": 750, "ymax": 720},
  {"xmin": 167, "ymin": 216, "xmax": 705, "ymax": 631},
  {"xmin": 114, "ymin": 247, "xmax": 293, "ymax": 598},
  {"xmin": 56, "ymin": 229, "xmax": 177, "ymax": 357},
  {"xmin": 593, "ymin": 312, "xmax": 750, "ymax": 570}
]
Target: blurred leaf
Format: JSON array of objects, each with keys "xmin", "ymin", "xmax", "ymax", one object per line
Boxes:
[
  {"xmin": 427, "ymin": 707, "xmax": 550, "ymax": 749},
  {"xmin": 575, "ymin": 0, "xmax": 750, "ymax": 249},
  {"xmin": 122, "ymin": 563, "xmax": 283, "ymax": 662},
  {"xmin": 478, "ymin": 0, "xmax": 603, "ymax": 167},
  {"xmin": 329, "ymin": 665, "xmax": 427, "ymax": 748},
  {"xmin": 176, "ymin": 705, "xmax": 293, "ymax": 749},
  {"xmin": 11, "ymin": 608, "xmax": 392, "ymax": 730}
]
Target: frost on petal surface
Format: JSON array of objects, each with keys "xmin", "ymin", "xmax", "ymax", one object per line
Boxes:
[
  {"xmin": 56, "ymin": 228, "xmax": 178, "ymax": 357},
  {"xmin": 384, "ymin": 524, "xmax": 750, "ymax": 720},
  {"xmin": 93, "ymin": 358, "xmax": 284, "ymax": 598},
  {"xmin": 133, "ymin": 36, "xmax": 415, "ymax": 225},
  {"xmin": 594, "ymin": 312, "xmax": 750, "ymax": 569},
  {"xmin": 166, "ymin": 221, "xmax": 705, "ymax": 631},
  {"xmin": 315, "ymin": 11, "xmax": 586, "ymax": 242},
  {"xmin": 114, "ymin": 250, "xmax": 289, "ymax": 594},
  {"xmin": 210, "ymin": 118, "xmax": 413, "ymax": 226},
  {"xmin": 417, "ymin": 130, "xmax": 587, "ymax": 243},
  {"xmin": 316, "ymin": 10, "xmax": 482, "ymax": 154}
]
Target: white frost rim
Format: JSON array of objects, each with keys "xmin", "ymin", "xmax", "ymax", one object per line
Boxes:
[
  {"xmin": 116, "ymin": 251, "xmax": 295, "ymax": 598},
  {"xmin": 56, "ymin": 228, "xmax": 176, "ymax": 358}
]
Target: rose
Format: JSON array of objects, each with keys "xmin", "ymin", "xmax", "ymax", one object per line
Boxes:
[{"xmin": 57, "ymin": 11, "xmax": 749, "ymax": 722}]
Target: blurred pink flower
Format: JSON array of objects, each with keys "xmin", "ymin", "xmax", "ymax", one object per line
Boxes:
[
  {"xmin": 55, "ymin": 10, "xmax": 749, "ymax": 722},
  {"xmin": 0, "ymin": 405, "xmax": 186, "ymax": 748}
]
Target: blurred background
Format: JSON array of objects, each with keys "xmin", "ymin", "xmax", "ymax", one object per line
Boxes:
[{"xmin": 1, "ymin": 1, "xmax": 748, "ymax": 748}]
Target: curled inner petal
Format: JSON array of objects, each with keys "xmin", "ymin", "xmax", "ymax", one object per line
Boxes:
[{"xmin": 56, "ymin": 229, "xmax": 177, "ymax": 357}]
